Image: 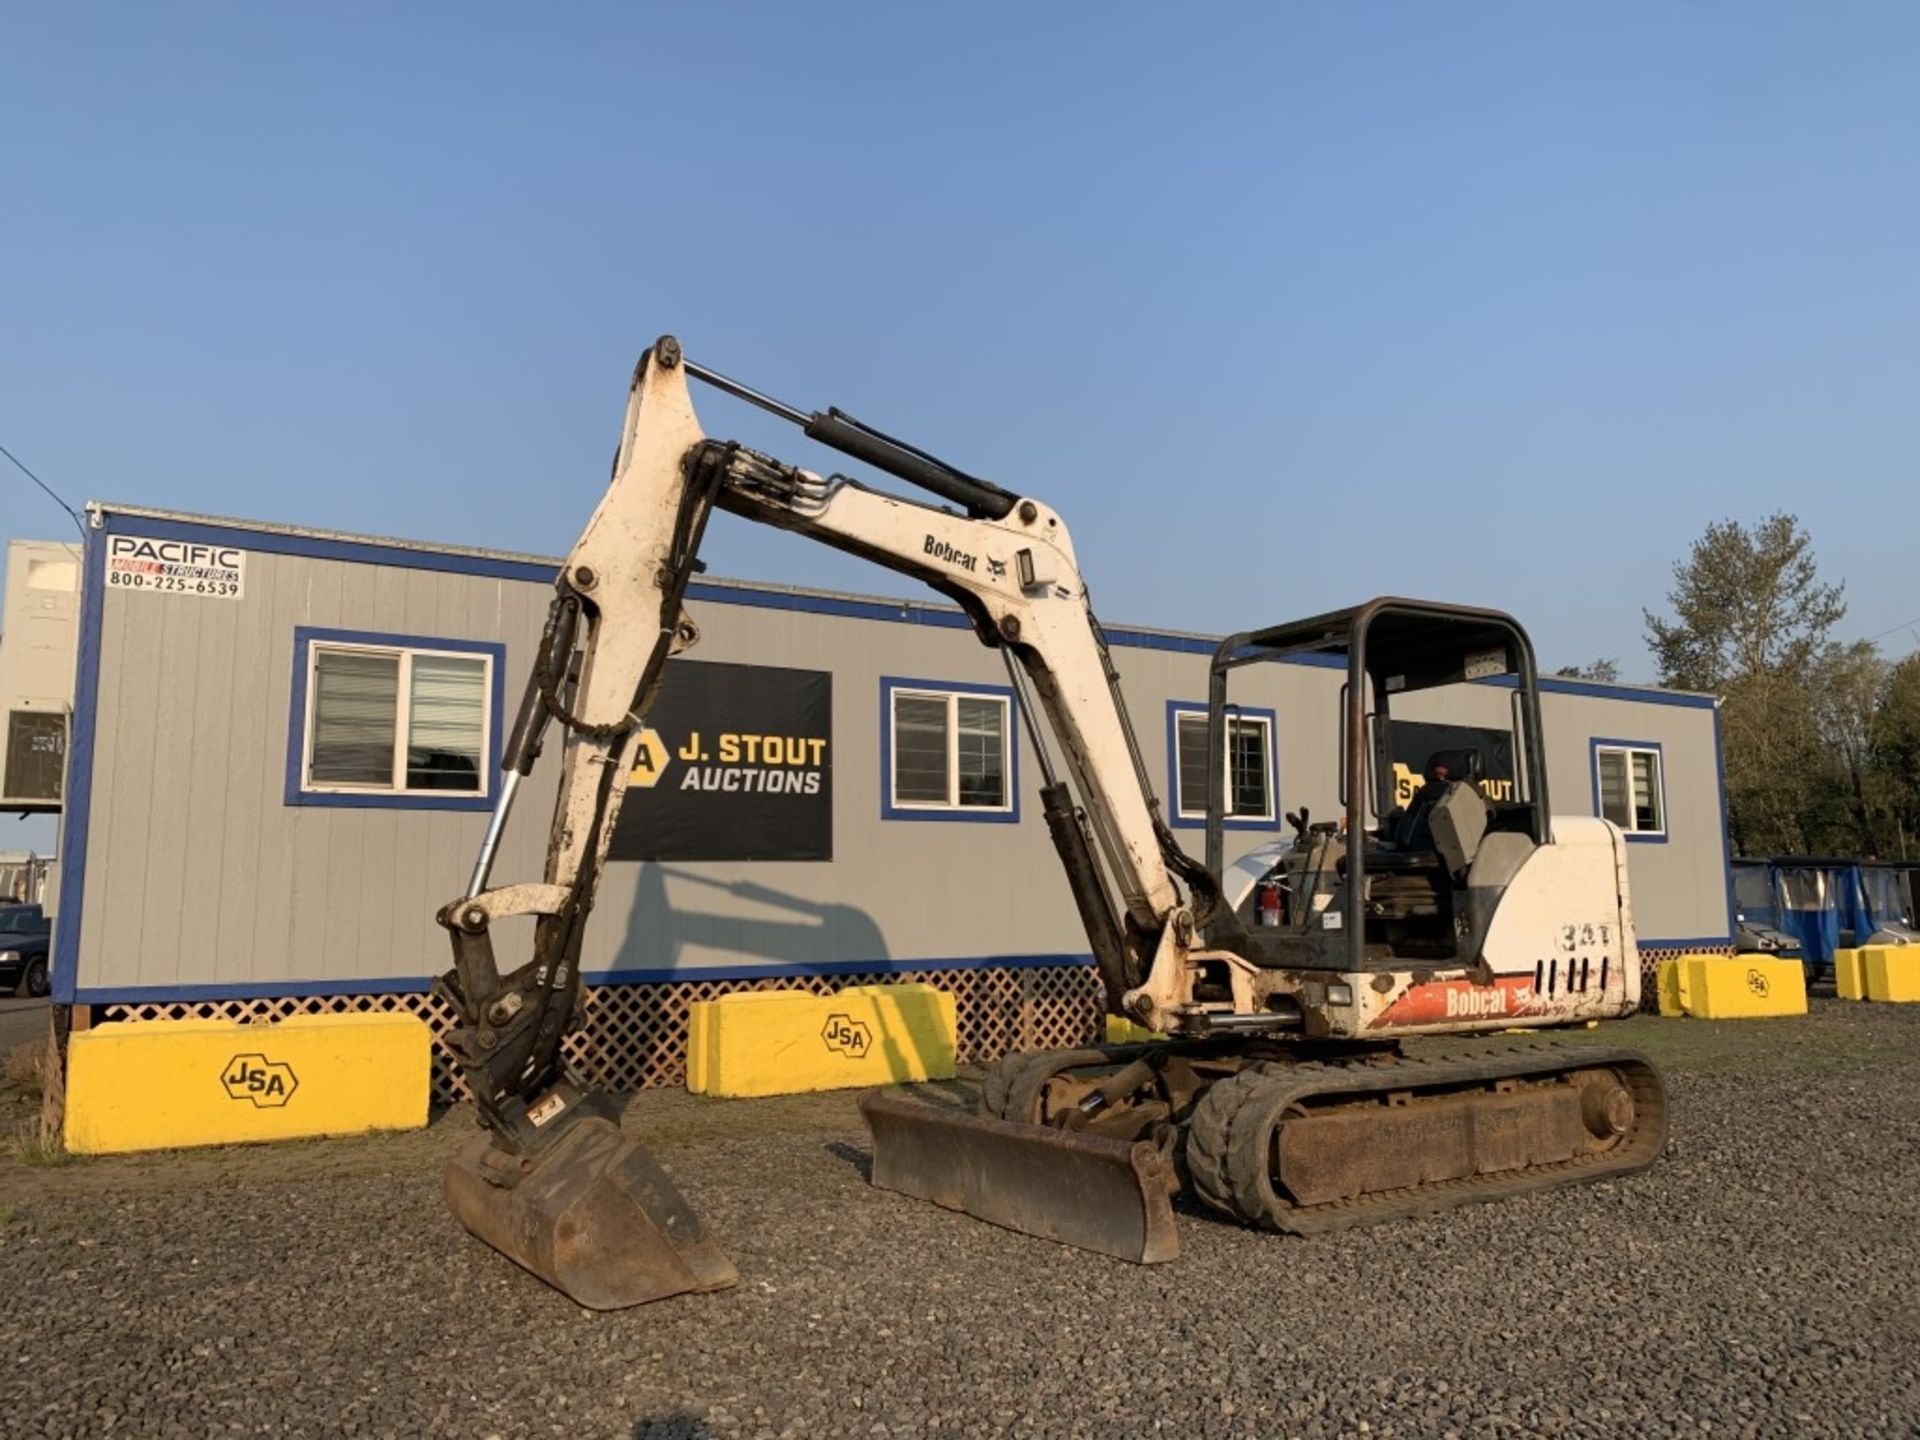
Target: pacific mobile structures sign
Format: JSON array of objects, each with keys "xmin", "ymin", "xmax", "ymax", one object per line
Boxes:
[{"xmin": 106, "ymin": 536, "xmax": 246, "ymax": 599}]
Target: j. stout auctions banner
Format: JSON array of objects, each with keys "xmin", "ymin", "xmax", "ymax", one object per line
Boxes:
[
  {"xmin": 607, "ymin": 660, "xmax": 832, "ymax": 862},
  {"xmin": 1388, "ymin": 720, "xmax": 1518, "ymax": 809}
]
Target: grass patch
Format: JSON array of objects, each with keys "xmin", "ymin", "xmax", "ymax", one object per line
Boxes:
[
  {"xmin": 2, "ymin": 1040, "xmax": 50, "ymax": 1096},
  {"xmin": 1544, "ymin": 1010, "xmax": 1880, "ymax": 1076},
  {"xmin": 3, "ymin": 1117, "xmax": 75, "ymax": 1168}
]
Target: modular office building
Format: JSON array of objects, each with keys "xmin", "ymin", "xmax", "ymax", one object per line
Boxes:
[{"xmin": 45, "ymin": 505, "xmax": 1736, "ymax": 1095}]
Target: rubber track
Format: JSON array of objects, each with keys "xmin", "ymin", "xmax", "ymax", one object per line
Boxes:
[
  {"xmin": 1184, "ymin": 1043, "xmax": 1668, "ymax": 1234},
  {"xmin": 980, "ymin": 1046, "xmax": 1153, "ymax": 1124},
  {"xmin": 1188, "ymin": 1067, "xmax": 1290, "ymax": 1219}
]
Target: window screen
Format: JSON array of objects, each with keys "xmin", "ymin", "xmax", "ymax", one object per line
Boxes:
[
  {"xmin": 310, "ymin": 650, "xmax": 400, "ymax": 786},
  {"xmin": 407, "ymin": 655, "xmax": 486, "ymax": 791},
  {"xmin": 1174, "ymin": 710, "xmax": 1274, "ymax": 822},
  {"xmin": 3, "ymin": 711, "xmax": 65, "ymax": 802},
  {"xmin": 305, "ymin": 645, "xmax": 488, "ymax": 796},
  {"xmin": 892, "ymin": 695, "xmax": 951, "ymax": 805},
  {"xmin": 955, "ymin": 696, "xmax": 1007, "ymax": 808},
  {"xmin": 888, "ymin": 687, "xmax": 1012, "ymax": 813},
  {"xmin": 1596, "ymin": 745, "xmax": 1664, "ymax": 835}
]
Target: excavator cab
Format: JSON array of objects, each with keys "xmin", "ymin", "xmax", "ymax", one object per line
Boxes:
[{"xmin": 1202, "ymin": 599, "xmax": 1551, "ymax": 971}]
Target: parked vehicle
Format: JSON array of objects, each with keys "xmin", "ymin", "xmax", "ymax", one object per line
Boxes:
[
  {"xmin": 0, "ymin": 903, "xmax": 50, "ymax": 997},
  {"xmin": 1733, "ymin": 857, "xmax": 1920, "ymax": 986},
  {"xmin": 1732, "ymin": 861, "xmax": 1803, "ymax": 960}
]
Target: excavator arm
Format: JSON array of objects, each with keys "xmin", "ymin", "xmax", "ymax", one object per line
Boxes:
[{"xmin": 434, "ymin": 336, "xmax": 1218, "ymax": 1304}]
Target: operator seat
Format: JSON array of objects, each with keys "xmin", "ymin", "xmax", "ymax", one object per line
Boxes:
[{"xmin": 1394, "ymin": 749, "xmax": 1483, "ymax": 850}]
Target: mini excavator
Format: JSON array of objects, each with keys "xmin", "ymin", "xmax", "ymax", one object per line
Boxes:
[{"xmin": 434, "ymin": 338, "xmax": 1667, "ymax": 1307}]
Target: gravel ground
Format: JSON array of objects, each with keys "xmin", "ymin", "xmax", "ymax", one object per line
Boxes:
[{"xmin": 3, "ymin": 1001, "xmax": 1919, "ymax": 1439}]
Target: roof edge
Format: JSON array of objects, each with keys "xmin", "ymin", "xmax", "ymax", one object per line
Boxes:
[{"xmin": 82, "ymin": 500, "xmax": 1715, "ymax": 704}]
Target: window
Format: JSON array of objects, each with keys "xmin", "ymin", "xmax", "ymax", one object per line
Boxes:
[
  {"xmin": 25, "ymin": 556, "xmax": 77, "ymax": 592},
  {"xmin": 1594, "ymin": 742, "xmax": 1665, "ymax": 838},
  {"xmin": 1170, "ymin": 703, "xmax": 1276, "ymax": 827},
  {"xmin": 0, "ymin": 907, "xmax": 44, "ymax": 933},
  {"xmin": 4, "ymin": 711, "xmax": 65, "ymax": 803},
  {"xmin": 287, "ymin": 628, "xmax": 503, "ymax": 810},
  {"xmin": 882, "ymin": 680, "xmax": 1016, "ymax": 820}
]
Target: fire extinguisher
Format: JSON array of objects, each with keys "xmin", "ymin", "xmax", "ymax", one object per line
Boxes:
[{"xmin": 1256, "ymin": 879, "xmax": 1283, "ymax": 928}]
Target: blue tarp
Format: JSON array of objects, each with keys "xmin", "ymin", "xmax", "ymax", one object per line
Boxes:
[
  {"xmin": 1762, "ymin": 862, "xmax": 1903, "ymax": 969},
  {"xmin": 1773, "ymin": 866, "xmax": 1840, "ymax": 969}
]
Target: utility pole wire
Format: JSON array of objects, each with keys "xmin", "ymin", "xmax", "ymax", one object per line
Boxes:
[
  {"xmin": 0, "ymin": 441, "xmax": 87, "ymax": 540},
  {"xmin": 1863, "ymin": 614, "xmax": 1920, "ymax": 644}
]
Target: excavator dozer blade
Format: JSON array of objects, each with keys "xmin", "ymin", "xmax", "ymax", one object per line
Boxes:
[
  {"xmin": 860, "ymin": 1090, "xmax": 1181, "ymax": 1264},
  {"xmin": 445, "ymin": 1114, "xmax": 738, "ymax": 1310}
]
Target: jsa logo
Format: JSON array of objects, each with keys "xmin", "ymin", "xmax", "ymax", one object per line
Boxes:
[
  {"xmin": 820, "ymin": 1013, "xmax": 872, "ymax": 1058},
  {"xmin": 221, "ymin": 1053, "xmax": 299, "ymax": 1107}
]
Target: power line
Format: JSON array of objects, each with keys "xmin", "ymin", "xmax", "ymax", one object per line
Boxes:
[
  {"xmin": 0, "ymin": 441, "xmax": 86, "ymax": 540},
  {"xmin": 1864, "ymin": 614, "xmax": 1920, "ymax": 644}
]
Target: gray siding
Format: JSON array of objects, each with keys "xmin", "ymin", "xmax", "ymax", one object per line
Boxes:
[
  {"xmin": 72, "ymin": 524, "xmax": 1731, "ymax": 996},
  {"xmin": 1540, "ymin": 691, "xmax": 1728, "ymax": 943}
]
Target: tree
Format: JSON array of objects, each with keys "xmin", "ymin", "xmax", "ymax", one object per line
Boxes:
[
  {"xmin": 1645, "ymin": 514, "xmax": 1846, "ymax": 692},
  {"xmin": 1867, "ymin": 655, "xmax": 1920, "ymax": 857},
  {"xmin": 1643, "ymin": 514, "xmax": 1848, "ymax": 855},
  {"xmin": 1555, "ymin": 659, "xmax": 1621, "ymax": 682},
  {"xmin": 1807, "ymin": 640, "xmax": 1887, "ymax": 853}
]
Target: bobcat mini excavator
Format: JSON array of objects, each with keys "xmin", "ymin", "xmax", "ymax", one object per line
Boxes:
[{"xmin": 435, "ymin": 337, "xmax": 1668, "ymax": 1307}]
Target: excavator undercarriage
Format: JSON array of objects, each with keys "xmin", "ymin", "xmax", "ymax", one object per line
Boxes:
[{"xmin": 866, "ymin": 1038, "xmax": 1665, "ymax": 1262}]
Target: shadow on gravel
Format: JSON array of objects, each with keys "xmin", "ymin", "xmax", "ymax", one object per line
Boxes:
[
  {"xmin": 633, "ymin": 1417, "xmax": 716, "ymax": 1439},
  {"xmin": 887, "ymin": 1078, "xmax": 978, "ymax": 1109},
  {"xmin": 823, "ymin": 1139, "xmax": 873, "ymax": 1180}
]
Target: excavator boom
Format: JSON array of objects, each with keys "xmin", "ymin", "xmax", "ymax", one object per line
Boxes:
[{"xmin": 434, "ymin": 336, "xmax": 1202, "ymax": 1300}]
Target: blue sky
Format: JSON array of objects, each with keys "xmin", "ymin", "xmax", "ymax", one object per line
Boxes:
[{"xmin": 4, "ymin": 1, "xmax": 1917, "ymax": 686}]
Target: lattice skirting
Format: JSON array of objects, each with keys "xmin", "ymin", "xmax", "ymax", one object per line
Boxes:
[
  {"xmin": 94, "ymin": 946, "xmax": 1720, "ymax": 1100},
  {"xmin": 99, "ymin": 964, "xmax": 1106, "ymax": 1106},
  {"xmin": 1636, "ymin": 944, "xmax": 1736, "ymax": 1011}
]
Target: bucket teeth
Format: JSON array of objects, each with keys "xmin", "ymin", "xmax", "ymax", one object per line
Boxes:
[
  {"xmin": 860, "ymin": 1089, "xmax": 1181, "ymax": 1264},
  {"xmin": 445, "ymin": 1114, "xmax": 737, "ymax": 1309}
]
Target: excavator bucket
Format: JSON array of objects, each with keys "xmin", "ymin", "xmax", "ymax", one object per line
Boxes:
[
  {"xmin": 859, "ymin": 1090, "xmax": 1181, "ymax": 1264},
  {"xmin": 444, "ymin": 1114, "xmax": 738, "ymax": 1310}
]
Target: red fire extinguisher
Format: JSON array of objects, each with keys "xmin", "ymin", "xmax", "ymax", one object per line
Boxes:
[{"xmin": 1256, "ymin": 879, "xmax": 1283, "ymax": 928}]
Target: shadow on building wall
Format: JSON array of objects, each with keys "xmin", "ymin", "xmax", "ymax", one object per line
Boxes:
[{"xmin": 609, "ymin": 862, "xmax": 889, "ymax": 974}]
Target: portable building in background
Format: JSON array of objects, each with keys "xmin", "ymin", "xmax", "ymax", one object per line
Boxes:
[
  {"xmin": 47, "ymin": 504, "xmax": 1734, "ymax": 1096},
  {"xmin": 0, "ymin": 538, "xmax": 81, "ymax": 814},
  {"xmin": 0, "ymin": 853, "xmax": 55, "ymax": 906}
]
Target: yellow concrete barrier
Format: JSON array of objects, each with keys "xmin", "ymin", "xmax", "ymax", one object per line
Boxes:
[
  {"xmin": 1834, "ymin": 948, "xmax": 1868, "ymax": 1001},
  {"xmin": 686, "ymin": 983, "xmax": 956, "ymax": 1098},
  {"xmin": 1655, "ymin": 960, "xmax": 1685, "ymax": 1017},
  {"xmin": 64, "ymin": 1013, "xmax": 431, "ymax": 1155},
  {"xmin": 1863, "ymin": 945, "xmax": 1920, "ymax": 1003},
  {"xmin": 1663, "ymin": 956, "xmax": 1806, "ymax": 1020}
]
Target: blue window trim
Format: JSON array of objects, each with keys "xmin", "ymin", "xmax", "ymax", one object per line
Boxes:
[
  {"xmin": 284, "ymin": 626, "xmax": 506, "ymax": 811},
  {"xmin": 1712, "ymin": 703, "xmax": 1737, "ymax": 938},
  {"xmin": 49, "ymin": 523, "xmax": 106, "ymax": 1003},
  {"xmin": 1590, "ymin": 737, "xmax": 1669, "ymax": 845},
  {"xmin": 1165, "ymin": 700, "xmax": 1281, "ymax": 832},
  {"xmin": 879, "ymin": 676, "xmax": 1020, "ymax": 823}
]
